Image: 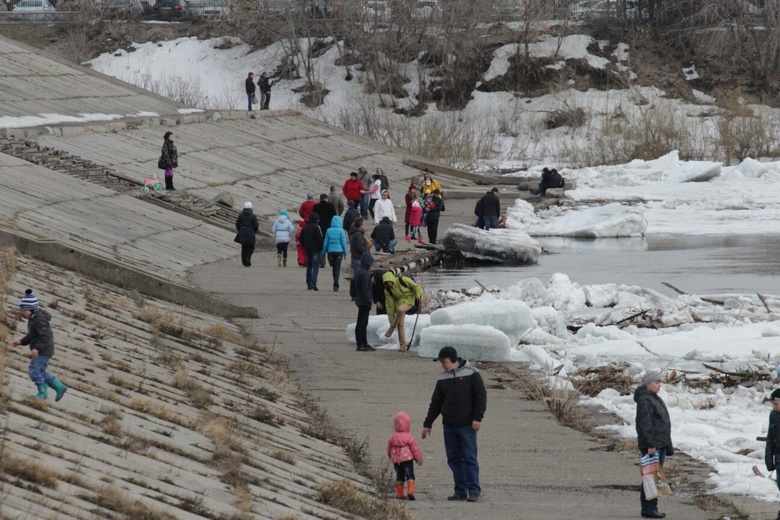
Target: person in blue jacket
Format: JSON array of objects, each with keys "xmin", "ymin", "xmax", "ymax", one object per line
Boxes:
[
  {"xmin": 322, "ymin": 215, "xmax": 348, "ymax": 292},
  {"xmin": 272, "ymin": 209, "xmax": 295, "ymax": 268}
]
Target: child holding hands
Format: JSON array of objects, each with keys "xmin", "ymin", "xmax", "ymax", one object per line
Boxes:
[{"xmin": 387, "ymin": 411, "xmax": 423, "ymax": 500}]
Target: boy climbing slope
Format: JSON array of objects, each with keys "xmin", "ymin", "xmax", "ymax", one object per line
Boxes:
[{"xmin": 11, "ymin": 289, "xmax": 68, "ymax": 401}]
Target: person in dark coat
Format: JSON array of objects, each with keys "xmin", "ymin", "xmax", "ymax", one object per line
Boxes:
[
  {"xmin": 424, "ymin": 189, "xmax": 444, "ymax": 244},
  {"xmin": 764, "ymin": 389, "xmax": 780, "ymax": 499},
  {"xmin": 160, "ymin": 130, "xmax": 178, "ymax": 191},
  {"xmin": 12, "ymin": 289, "xmax": 68, "ymax": 401},
  {"xmin": 531, "ymin": 167, "xmax": 565, "ymax": 196},
  {"xmin": 353, "ymin": 252, "xmax": 376, "ymax": 352},
  {"xmin": 235, "ymin": 201, "xmax": 259, "ymax": 267},
  {"xmin": 478, "ymin": 188, "xmax": 501, "ymax": 231},
  {"xmin": 343, "ymin": 200, "xmax": 359, "ymax": 233},
  {"xmin": 299, "ymin": 213, "xmax": 324, "ymax": 290},
  {"xmin": 349, "ymin": 218, "xmax": 371, "ymax": 272},
  {"xmin": 371, "ymin": 267, "xmax": 388, "ymax": 315},
  {"xmin": 422, "ymin": 346, "xmax": 487, "ymax": 502},
  {"xmin": 634, "ymin": 371, "xmax": 673, "ymax": 519},
  {"xmin": 245, "ymin": 72, "xmax": 256, "ymax": 111},
  {"xmin": 312, "ymin": 194, "xmax": 337, "ymax": 267},
  {"xmin": 371, "ymin": 216, "xmax": 397, "ymax": 253},
  {"xmin": 258, "ymin": 72, "xmax": 273, "ymax": 109}
]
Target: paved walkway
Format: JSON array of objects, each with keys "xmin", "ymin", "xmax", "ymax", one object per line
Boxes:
[{"xmin": 191, "ymin": 218, "xmax": 736, "ymax": 520}]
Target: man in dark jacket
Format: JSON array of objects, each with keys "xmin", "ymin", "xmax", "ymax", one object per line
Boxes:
[
  {"xmin": 531, "ymin": 167, "xmax": 565, "ymax": 196},
  {"xmin": 245, "ymin": 72, "xmax": 256, "ymax": 111},
  {"xmin": 371, "ymin": 216, "xmax": 397, "ymax": 253},
  {"xmin": 424, "ymin": 189, "xmax": 444, "ymax": 244},
  {"xmin": 764, "ymin": 389, "xmax": 780, "ymax": 491},
  {"xmin": 353, "ymin": 252, "xmax": 376, "ymax": 352},
  {"xmin": 313, "ymin": 194, "xmax": 337, "ymax": 267},
  {"xmin": 258, "ymin": 72, "xmax": 272, "ymax": 109},
  {"xmin": 349, "ymin": 218, "xmax": 371, "ymax": 272},
  {"xmin": 343, "ymin": 200, "xmax": 359, "ymax": 233},
  {"xmin": 422, "ymin": 346, "xmax": 487, "ymax": 502},
  {"xmin": 478, "ymin": 188, "xmax": 501, "ymax": 231},
  {"xmin": 12, "ymin": 289, "xmax": 68, "ymax": 401},
  {"xmin": 300, "ymin": 213, "xmax": 324, "ymax": 290},
  {"xmin": 634, "ymin": 371, "xmax": 673, "ymax": 518},
  {"xmin": 235, "ymin": 201, "xmax": 259, "ymax": 267}
]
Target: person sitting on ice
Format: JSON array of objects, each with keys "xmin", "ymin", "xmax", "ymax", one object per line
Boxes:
[{"xmin": 530, "ymin": 167, "xmax": 565, "ymax": 196}]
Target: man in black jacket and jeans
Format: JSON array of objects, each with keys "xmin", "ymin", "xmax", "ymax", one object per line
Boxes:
[
  {"xmin": 478, "ymin": 187, "xmax": 501, "ymax": 231},
  {"xmin": 422, "ymin": 346, "xmax": 487, "ymax": 503},
  {"xmin": 300, "ymin": 213, "xmax": 323, "ymax": 290}
]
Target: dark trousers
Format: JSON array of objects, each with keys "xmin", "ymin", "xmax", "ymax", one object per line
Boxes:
[
  {"xmin": 263, "ymin": 92, "xmax": 271, "ymax": 109},
  {"xmin": 306, "ymin": 252, "xmax": 320, "ymax": 287},
  {"xmin": 241, "ymin": 244, "xmax": 255, "ymax": 266},
  {"xmin": 394, "ymin": 460, "xmax": 415, "ymax": 483},
  {"xmin": 368, "ymin": 198, "xmax": 378, "ymax": 220},
  {"xmin": 276, "ymin": 242, "xmax": 289, "ymax": 258},
  {"xmin": 328, "ymin": 252, "xmax": 343, "ymax": 284},
  {"xmin": 164, "ymin": 170, "xmax": 174, "ymax": 190},
  {"xmin": 444, "ymin": 425, "xmax": 480, "ymax": 497},
  {"xmin": 483, "ymin": 215, "xmax": 499, "ymax": 231},
  {"xmin": 427, "ymin": 217, "xmax": 440, "ymax": 244},
  {"xmin": 355, "ymin": 304, "xmax": 371, "ymax": 347}
]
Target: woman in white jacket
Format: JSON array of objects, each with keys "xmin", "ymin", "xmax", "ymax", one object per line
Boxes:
[
  {"xmin": 272, "ymin": 209, "xmax": 295, "ymax": 267},
  {"xmin": 373, "ymin": 190, "xmax": 397, "ymax": 225}
]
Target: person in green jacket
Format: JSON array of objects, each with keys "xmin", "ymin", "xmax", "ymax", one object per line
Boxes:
[{"xmin": 381, "ymin": 272, "xmax": 423, "ymax": 351}]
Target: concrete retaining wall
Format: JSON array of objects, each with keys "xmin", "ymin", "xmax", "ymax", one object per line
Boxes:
[{"xmin": 0, "ymin": 227, "xmax": 258, "ymax": 319}]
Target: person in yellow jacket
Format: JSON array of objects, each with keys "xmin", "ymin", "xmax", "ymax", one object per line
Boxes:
[
  {"xmin": 421, "ymin": 173, "xmax": 442, "ymax": 196},
  {"xmin": 382, "ymin": 272, "xmax": 423, "ymax": 351}
]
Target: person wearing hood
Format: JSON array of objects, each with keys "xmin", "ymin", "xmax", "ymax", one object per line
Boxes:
[
  {"xmin": 12, "ymin": 289, "xmax": 68, "ymax": 401},
  {"xmin": 373, "ymin": 189, "xmax": 397, "ymax": 225},
  {"xmin": 371, "ymin": 216, "xmax": 397, "ymax": 253},
  {"xmin": 406, "ymin": 200, "xmax": 423, "ymax": 245},
  {"xmin": 349, "ymin": 218, "xmax": 371, "ymax": 272},
  {"xmin": 343, "ymin": 200, "xmax": 359, "ymax": 233},
  {"xmin": 353, "ymin": 252, "xmax": 376, "ymax": 352},
  {"xmin": 387, "ymin": 411, "xmax": 424, "ymax": 500},
  {"xmin": 300, "ymin": 213, "xmax": 324, "ymax": 290},
  {"xmin": 295, "ymin": 220, "xmax": 307, "ymax": 268},
  {"xmin": 381, "ymin": 271, "xmax": 422, "ymax": 351},
  {"xmin": 322, "ymin": 215, "xmax": 348, "ymax": 292},
  {"xmin": 299, "ymin": 193, "xmax": 316, "ymax": 223},
  {"xmin": 422, "ymin": 346, "xmax": 487, "ymax": 503},
  {"xmin": 235, "ymin": 201, "xmax": 259, "ymax": 267},
  {"xmin": 272, "ymin": 209, "xmax": 295, "ymax": 268},
  {"xmin": 634, "ymin": 371, "xmax": 673, "ymax": 519}
]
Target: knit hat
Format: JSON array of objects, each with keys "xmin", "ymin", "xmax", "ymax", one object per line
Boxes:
[
  {"xmin": 243, "ymin": 202, "xmax": 252, "ymax": 209},
  {"xmin": 640, "ymin": 371, "xmax": 662, "ymax": 387},
  {"xmin": 409, "ymin": 184, "xmax": 417, "ymax": 191},
  {"xmin": 19, "ymin": 289, "xmax": 39, "ymax": 311},
  {"xmin": 433, "ymin": 346, "xmax": 458, "ymax": 363},
  {"xmin": 771, "ymin": 389, "xmax": 780, "ymax": 402},
  {"xmin": 360, "ymin": 163, "xmax": 367, "ymax": 169}
]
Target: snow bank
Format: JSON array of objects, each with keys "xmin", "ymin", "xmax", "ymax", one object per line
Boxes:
[
  {"xmin": 417, "ymin": 325, "xmax": 511, "ymax": 362},
  {"xmin": 430, "ymin": 299, "xmax": 535, "ymax": 346}
]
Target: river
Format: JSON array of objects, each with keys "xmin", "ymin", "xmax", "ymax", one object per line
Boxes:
[{"xmin": 424, "ymin": 234, "xmax": 780, "ymax": 296}]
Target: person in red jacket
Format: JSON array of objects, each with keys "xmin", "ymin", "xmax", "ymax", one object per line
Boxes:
[
  {"xmin": 342, "ymin": 172, "xmax": 363, "ymax": 208},
  {"xmin": 387, "ymin": 411, "xmax": 423, "ymax": 500},
  {"xmin": 404, "ymin": 184, "xmax": 418, "ymax": 237},
  {"xmin": 299, "ymin": 193, "xmax": 316, "ymax": 223},
  {"xmin": 295, "ymin": 220, "xmax": 307, "ymax": 267}
]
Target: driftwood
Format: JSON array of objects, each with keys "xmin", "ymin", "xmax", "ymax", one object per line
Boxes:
[
  {"xmin": 662, "ymin": 282, "xmax": 725, "ymax": 306},
  {"xmin": 615, "ymin": 309, "xmax": 651, "ymax": 327},
  {"xmin": 758, "ymin": 293, "xmax": 772, "ymax": 313}
]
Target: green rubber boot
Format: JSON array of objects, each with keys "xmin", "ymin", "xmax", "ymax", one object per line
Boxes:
[
  {"xmin": 32, "ymin": 383, "xmax": 48, "ymax": 400},
  {"xmin": 47, "ymin": 378, "xmax": 68, "ymax": 402}
]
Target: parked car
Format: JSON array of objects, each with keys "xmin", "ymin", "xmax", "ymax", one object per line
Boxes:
[
  {"xmin": 103, "ymin": 0, "xmax": 143, "ymax": 16},
  {"xmin": 185, "ymin": 0, "xmax": 227, "ymax": 16},
  {"xmin": 411, "ymin": 0, "xmax": 439, "ymax": 18},
  {"xmin": 12, "ymin": 0, "xmax": 56, "ymax": 11},
  {"xmin": 361, "ymin": 0, "xmax": 388, "ymax": 19},
  {"xmin": 152, "ymin": 0, "xmax": 184, "ymax": 16}
]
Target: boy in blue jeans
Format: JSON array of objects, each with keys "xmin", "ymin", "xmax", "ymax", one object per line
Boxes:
[{"xmin": 11, "ymin": 289, "xmax": 68, "ymax": 401}]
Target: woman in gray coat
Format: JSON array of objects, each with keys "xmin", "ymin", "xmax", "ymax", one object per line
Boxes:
[{"xmin": 634, "ymin": 371, "xmax": 673, "ymax": 519}]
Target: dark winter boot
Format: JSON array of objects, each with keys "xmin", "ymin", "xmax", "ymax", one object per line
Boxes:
[
  {"xmin": 32, "ymin": 383, "xmax": 48, "ymax": 400},
  {"xmin": 283, "ymin": 258, "xmax": 287, "ymax": 267},
  {"xmin": 47, "ymin": 378, "xmax": 68, "ymax": 402}
]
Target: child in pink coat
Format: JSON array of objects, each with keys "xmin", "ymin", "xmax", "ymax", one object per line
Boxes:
[
  {"xmin": 405, "ymin": 200, "xmax": 424, "ymax": 244},
  {"xmin": 387, "ymin": 411, "xmax": 424, "ymax": 499}
]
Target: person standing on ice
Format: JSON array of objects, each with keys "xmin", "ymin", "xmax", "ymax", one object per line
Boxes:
[
  {"xmin": 422, "ymin": 346, "xmax": 486, "ymax": 503},
  {"xmin": 381, "ymin": 272, "xmax": 422, "ymax": 351},
  {"xmin": 635, "ymin": 370, "xmax": 673, "ymax": 519},
  {"xmin": 763, "ymin": 389, "xmax": 780, "ymax": 509},
  {"xmin": 11, "ymin": 290, "xmax": 68, "ymax": 401}
]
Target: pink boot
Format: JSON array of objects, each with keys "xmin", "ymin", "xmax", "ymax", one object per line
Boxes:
[
  {"xmin": 418, "ymin": 237, "xmax": 424, "ymax": 245},
  {"xmin": 405, "ymin": 235, "xmax": 412, "ymax": 243}
]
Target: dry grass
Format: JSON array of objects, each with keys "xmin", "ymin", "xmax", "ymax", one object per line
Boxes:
[
  {"xmin": 173, "ymin": 366, "xmax": 213, "ymax": 408},
  {"xmin": 571, "ymin": 363, "xmax": 635, "ymax": 397},
  {"xmin": 138, "ymin": 305, "xmax": 160, "ymax": 324},
  {"xmin": 99, "ymin": 409, "xmax": 124, "ymax": 437},
  {"xmin": 204, "ymin": 322, "xmax": 230, "ymax": 340},
  {"xmin": 523, "ymin": 377, "xmax": 587, "ymax": 431},
  {"xmin": 318, "ymin": 479, "xmax": 412, "ymax": 520},
  {"xmin": 127, "ymin": 397, "xmax": 192, "ymax": 427},
  {"xmin": 269, "ymin": 449, "xmax": 296, "ymax": 465},
  {"xmin": 0, "ymin": 453, "xmax": 59, "ymax": 489},
  {"xmin": 86, "ymin": 485, "xmax": 178, "ymax": 520}
]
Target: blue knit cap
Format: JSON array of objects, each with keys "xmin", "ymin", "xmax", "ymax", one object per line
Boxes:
[
  {"xmin": 280, "ymin": 209, "xmax": 289, "ymax": 217},
  {"xmin": 19, "ymin": 289, "xmax": 39, "ymax": 310}
]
